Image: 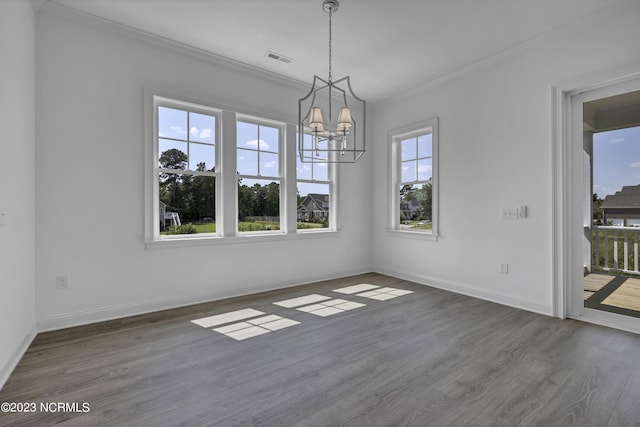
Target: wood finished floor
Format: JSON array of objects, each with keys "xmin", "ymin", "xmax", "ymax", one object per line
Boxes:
[{"xmin": 2, "ymin": 273, "xmax": 640, "ymax": 426}]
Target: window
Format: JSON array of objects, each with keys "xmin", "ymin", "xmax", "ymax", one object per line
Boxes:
[
  {"xmin": 146, "ymin": 93, "xmax": 338, "ymax": 246},
  {"xmin": 390, "ymin": 118, "xmax": 438, "ymax": 236},
  {"xmin": 297, "ymin": 134, "xmax": 331, "ymax": 230},
  {"xmin": 237, "ymin": 119, "xmax": 282, "ymax": 233},
  {"xmin": 156, "ymin": 99, "xmax": 219, "ymax": 237}
]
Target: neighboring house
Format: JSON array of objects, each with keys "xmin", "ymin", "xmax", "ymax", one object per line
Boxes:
[
  {"xmin": 601, "ymin": 184, "xmax": 640, "ymax": 226},
  {"xmin": 297, "ymin": 194, "xmax": 329, "ymax": 222},
  {"xmin": 159, "ymin": 201, "xmax": 181, "ymax": 230},
  {"xmin": 400, "ymin": 199, "xmax": 422, "ymax": 220}
]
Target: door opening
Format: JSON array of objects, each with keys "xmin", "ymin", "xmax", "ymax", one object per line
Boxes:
[{"xmin": 581, "ymin": 89, "xmax": 640, "ymax": 322}]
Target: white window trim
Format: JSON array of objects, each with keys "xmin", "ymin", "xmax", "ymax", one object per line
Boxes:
[
  {"xmin": 143, "ymin": 89, "xmax": 340, "ymax": 249},
  {"xmin": 387, "ymin": 118, "xmax": 439, "ymax": 241},
  {"xmin": 296, "ymin": 134, "xmax": 337, "ymax": 233},
  {"xmin": 236, "ymin": 114, "xmax": 285, "ymax": 235}
]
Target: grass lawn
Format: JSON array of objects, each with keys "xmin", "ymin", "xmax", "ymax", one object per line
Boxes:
[
  {"xmin": 161, "ymin": 220, "xmax": 326, "ymax": 235},
  {"xmin": 401, "ymin": 220, "xmax": 433, "ymax": 230}
]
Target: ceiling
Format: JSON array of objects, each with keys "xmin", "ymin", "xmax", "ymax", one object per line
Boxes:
[{"xmin": 47, "ymin": 0, "xmax": 621, "ymax": 103}]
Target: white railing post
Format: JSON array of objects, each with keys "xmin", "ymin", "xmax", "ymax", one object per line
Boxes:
[
  {"xmin": 595, "ymin": 227, "xmax": 600, "ymax": 270},
  {"xmin": 635, "ymin": 232, "xmax": 639, "ymax": 272},
  {"xmin": 613, "ymin": 230, "xmax": 619, "ymax": 270},
  {"xmin": 624, "ymin": 230, "xmax": 629, "ymax": 272}
]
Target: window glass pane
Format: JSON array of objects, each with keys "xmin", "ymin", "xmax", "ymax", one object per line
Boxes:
[
  {"xmin": 398, "ymin": 183, "xmax": 432, "ymax": 233},
  {"xmin": 417, "ymin": 158, "xmax": 432, "ymax": 181},
  {"xmin": 189, "ymin": 143, "xmax": 215, "ymax": 172},
  {"xmin": 417, "ymin": 134, "xmax": 432, "ymax": 158},
  {"xmin": 260, "ymin": 151, "xmax": 279, "ymax": 175},
  {"xmin": 237, "ymin": 121, "xmax": 257, "ymax": 147},
  {"xmin": 159, "ymin": 140, "xmax": 187, "ymax": 170},
  {"xmin": 401, "ymin": 137, "xmax": 417, "ymax": 161},
  {"xmin": 260, "ymin": 126, "xmax": 279, "ymax": 154},
  {"xmin": 159, "ymin": 173, "xmax": 216, "ymax": 235},
  {"xmin": 401, "ymin": 160, "xmax": 416, "ymax": 183},
  {"xmin": 313, "ymin": 162, "xmax": 329, "ymax": 181},
  {"xmin": 297, "ymin": 158, "xmax": 312, "ymax": 180},
  {"xmin": 237, "ymin": 148, "xmax": 258, "ymax": 175},
  {"xmin": 297, "ymin": 182, "xmax": 330, "ymax": 229},
  {"xmin": 189, "ymin": 112, "xmax": 215, "ymax": 144},
  {"xmin": 238, "ymin": 178, "xmax": 280, "ymax": 232},
  {"xmin": 158, "ymin": 107, "xmax": 188, "ymax": 140}
]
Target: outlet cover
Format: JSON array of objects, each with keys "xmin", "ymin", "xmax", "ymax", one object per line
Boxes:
[
  {"xmin": 499, "ymin": 262, "xmax": 509, "ymax": 274},
  {"xmin": 56, "ymin": 275, "xmax": 69, "ymax": 289}
]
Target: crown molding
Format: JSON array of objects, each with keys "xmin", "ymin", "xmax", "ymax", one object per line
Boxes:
[{"xmin": 37, "ymin": 1, "xmax": 310, "ymax": 95}]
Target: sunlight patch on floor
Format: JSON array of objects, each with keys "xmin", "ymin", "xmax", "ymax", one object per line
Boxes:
[
  {"xmin": 296, "ymin": 299, "xmax": 366, "ymax": 317},
  {"xmin": 333, "ymin": 283, "xmax": 381, "ymax": 294},
  {"xmin": 356, "ymin": 287, "xmax": 414, "ymax": 300},
  {"xmin": 190, "ymin": 308, "xmax": 265, "ymax": 328},
  {"xmin": 273, "ymin": 294, "xmax": 332, "ymax": 308}
]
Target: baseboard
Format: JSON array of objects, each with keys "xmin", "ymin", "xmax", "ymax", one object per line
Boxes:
[
  {"xmin": 36, "ymin": 265, "xmax": 373, "ymax": 332},
  {"xmin": 0, "ymin": 326, "xmax": 37, "ymax": 392},
  {"xmin": 375, "ymin": 266, "xmax": 553, "ymax": 316}
]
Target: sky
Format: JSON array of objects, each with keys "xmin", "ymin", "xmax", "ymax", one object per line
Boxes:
[
  {"xmin": 158, "ymin": 106, "xmax": 328, "ymax": 197},
  {"xmin": 593, "ymin": 125, "xmax": 640, "ymax": 199}
]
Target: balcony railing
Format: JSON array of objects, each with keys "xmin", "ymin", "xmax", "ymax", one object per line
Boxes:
[{"xmin": 592, "ymin": 225, "xmax": 640, "ymax": 275}]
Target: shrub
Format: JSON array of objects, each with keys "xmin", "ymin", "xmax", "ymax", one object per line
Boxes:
[{"xmin": 164, "ymin": 223, "xmax": 197, "ymax": 235}]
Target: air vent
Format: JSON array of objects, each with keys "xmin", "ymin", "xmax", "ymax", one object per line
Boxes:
[{"xmin": 266, "ymin": 51, "xmax": 293, "ymax": 64}]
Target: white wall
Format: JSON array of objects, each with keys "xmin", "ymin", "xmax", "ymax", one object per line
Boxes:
[
  {"xmin": 371, "ymin": 0, "xmax": 640, "ymax": 315},
  {"xmin": 0, "ymin": 0, "xmax": 37, "ymax": 388},
  {"xmin": 34, "ymin": 5, "xmax": 372, "ymax": 330}
]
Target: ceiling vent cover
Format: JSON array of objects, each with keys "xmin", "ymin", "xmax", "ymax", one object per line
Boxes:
[{"xmin": 266, "ymin": 51, "xmax": 293, "ymax": 64}]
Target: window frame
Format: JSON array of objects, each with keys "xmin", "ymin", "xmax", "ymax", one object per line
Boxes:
[
  {"xmin": 151, "ymin": 96, "xmax": 222, "ymax": 241},
  {"xmin": 236, "ymin": 115, "xmax": 284, "ymax": 235},
  {"xmin": 388, "ymin": 118, "xmax": 439, "ymax": 240},
  {"xmin": 144, "ymin": 90, "xmax": 340, "ymax": 248},
  {"xmin": 296, "ymin": 133, "xmax": 335, "ymax": 232}
]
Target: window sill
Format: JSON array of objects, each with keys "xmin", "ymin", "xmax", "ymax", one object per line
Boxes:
[
  {"xmin": 386, "ymin": 229, "xmax": 439, "ymax": 241},
  {"xmin": 144, "ymin": 230, "xmax": 339, "ymax": 249}
]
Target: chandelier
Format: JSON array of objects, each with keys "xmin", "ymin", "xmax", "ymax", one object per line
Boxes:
[{"xmin": 298, "ymin": 0, "xmax": 366, "ymax": 163}]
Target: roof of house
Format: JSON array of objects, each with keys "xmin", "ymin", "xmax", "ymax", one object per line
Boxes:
[
  {"xmin": 602, "ymin": 185, "xmax": 640, "ymax": 208},
  {"xmin": 298, "ymin": 194, "xmax": 329, "ymax": 211}
]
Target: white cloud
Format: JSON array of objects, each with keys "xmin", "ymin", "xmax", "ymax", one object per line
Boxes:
[
  {"xmin": 159, "ymin": 131, "xmax": 166, "ymax": 138},
  {"xmin": 246, "ymin": 139, "xmax": 270, "ymax": 150},
  {"xmin": 418, "ymin": 164, "xmax": 432, "ymax": 173},
  {"xmin": 631, "ymin": 162, "xmax": 640, "ymax": 168},
  {"xmin": 190, "ymin": 126, "xmax": 212, "ymax": 139},
  {"xmin": 170, "ymin": 125, "xmax": 187, "ymax": 134},
  {"xmin": 264, "ymin": 161, "xmax": 276, "ymax": 168}
]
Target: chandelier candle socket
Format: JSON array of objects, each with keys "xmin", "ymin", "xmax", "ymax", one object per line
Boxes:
[{"xmin": 298, "ymin": 0, "xmax": 366, "ymax": 163}]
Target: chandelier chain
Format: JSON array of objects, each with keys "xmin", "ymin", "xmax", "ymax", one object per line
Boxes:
[{"xmin": 328, "ymin": 7, "xmax": 332, "ymax": 83}]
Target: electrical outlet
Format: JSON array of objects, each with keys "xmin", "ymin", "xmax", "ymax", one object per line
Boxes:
[
  {"xmin": 500, "ymin": 207, "xmax": 518, "ymax": 220},
  {"xmin": 56, "ymin": 275, "xmax": 69, "ymax": 289}
]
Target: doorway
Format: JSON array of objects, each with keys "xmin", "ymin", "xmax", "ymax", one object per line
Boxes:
[{"xmin": 566, "ymin": 78, "xmax": 640, "ymax": 332}]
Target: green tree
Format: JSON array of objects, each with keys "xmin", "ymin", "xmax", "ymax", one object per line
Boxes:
[
  {"xmin": 159, "ymin": 149, "xmax": 187, "ymax": 212},
  {"xmin": 593, "ymin": 193, "xmax": 603, "ymax": 225}
]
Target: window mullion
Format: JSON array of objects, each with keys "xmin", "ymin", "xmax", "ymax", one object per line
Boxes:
[
  {"xmin": 221, "ymin": 110, "xmax": 238, "ymax": 237},
  {"xmin": 285, "ymin": 123, "xmax": 297, "ymax": 233}
]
